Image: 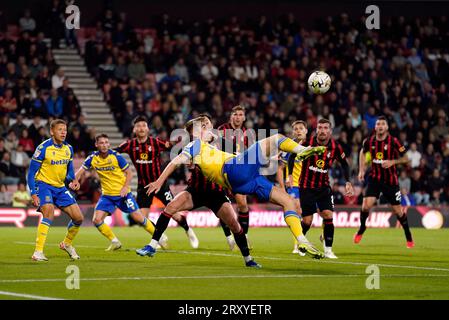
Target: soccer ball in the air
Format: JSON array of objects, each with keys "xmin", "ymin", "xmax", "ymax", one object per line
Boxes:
[{"xmin": 308, "ymin": 71, "xmax": 331, "ymax": 94}]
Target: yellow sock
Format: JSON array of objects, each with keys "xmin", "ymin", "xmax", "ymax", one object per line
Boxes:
[
  {"xmin": 35, "ymin": 218, "xmax": 52, "ymax": 252},
  {"xmin": 63, "ymin": 220, "xmax": 81, "ymax": 245},
  {"xmin": 95, "ymin": 222, "xmax": 116, "ymax": 241},
  {"xmin": 284, "ymin": 211, "xmax": 303, "ymax": 239},
  {"xmin": 142, "ymin": 217, "xmax": 155, "ymax": 235},
  {"xmin": 278, "ymin": 137, "xmax": 302, "ymax": 153}
]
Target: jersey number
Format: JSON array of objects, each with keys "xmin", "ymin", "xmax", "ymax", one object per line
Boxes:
[
  {"xmin": 395, "ymin": 191, "xmax": 401, "ymax": 202},
  {"xmin": 126, "ymin": 199, "xmax": 136, "ymax": 210},
  {"xmin": 165, "ymin": 192, "xmax": 173, "ymax": 202}
]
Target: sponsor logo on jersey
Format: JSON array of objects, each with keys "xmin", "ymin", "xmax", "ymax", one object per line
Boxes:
[
  {"xmin": 140, "ymin": 153, "xmax": 148, "ymax": 160},
  {"xmin": 51, "ymin": 159, "xmax": 70, "ymax": 165}
]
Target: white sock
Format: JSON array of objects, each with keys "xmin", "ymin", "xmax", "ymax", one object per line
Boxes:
[
  {"xmin": 112, "ymin": 237, "xmax": 119, "ymax": 243},
  {"xmin": 244, "ymin": 255, "xmax": 253, "ymax": 263},
  {"xmin": 297, "ymin": 235, "xmax": 309, "ymax": 243},
  {"xmin": 150, "ymin": 239, "xmax": 159, "ymax": 248}
]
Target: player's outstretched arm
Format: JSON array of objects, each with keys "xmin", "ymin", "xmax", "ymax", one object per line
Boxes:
[{"xmin": 146, "ymin": 153, "xmax": 191, "ymax": 195}]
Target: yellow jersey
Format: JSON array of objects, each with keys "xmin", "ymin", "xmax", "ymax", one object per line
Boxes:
[
  {"xmin": 31, "ymin": 138, "xmax": 74, "ymax": 188},
  {"xmin": 182, "ymin": 139, "xmax": 236, "ymax": 188},
  {"xmin": 82, "ymin": 149, "xmax": 130, "ymax": 196},
  {"xmin": 280, "ymin": 151, "xmax": 302, "ymax": 187}
]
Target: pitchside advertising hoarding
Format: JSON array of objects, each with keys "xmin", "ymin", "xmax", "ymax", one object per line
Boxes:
[{"xmin": 0, "ymin": 205, "xmax": 448, "ymax": 229}]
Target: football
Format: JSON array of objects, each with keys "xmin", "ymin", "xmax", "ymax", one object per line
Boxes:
[{"xmin": 308, "ymin": 70, "xmax": 332, "ymax": 94}]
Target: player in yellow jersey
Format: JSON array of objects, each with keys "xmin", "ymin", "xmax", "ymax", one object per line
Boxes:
[
  {"xmin": 71, "ymin": 134, "xmax": 160, "ymax": 251},
  {"xmin": 277, "ymin": 120, "xmax": 308, "ymax": 254},
  {"xmin": 27, "ymin": 119, "xmax": 84, "ymax": 261},
  {"xmin": 137, "ymin": 116, "xmax": 327, "ymax": 260}
]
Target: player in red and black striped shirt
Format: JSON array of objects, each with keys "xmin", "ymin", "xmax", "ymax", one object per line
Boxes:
[
  {"xmin": 115, "ymin": 116, "xmax": 199, "ymax": 248},
  {"xmin": 217, "ymin": 105, "xmax": 255, "ymax": 249},
  {"xmin": 355, "ymin": 116, "xmax": 414, "ymax": 247},
  {"xmin": 293, "ymin": 118, "xmax": 354, "ymax": 259}
]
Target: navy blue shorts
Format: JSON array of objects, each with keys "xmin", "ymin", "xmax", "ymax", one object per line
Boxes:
[{"xmin": 223, "ymin": 142, "xmax": 273, "ymax": 201}]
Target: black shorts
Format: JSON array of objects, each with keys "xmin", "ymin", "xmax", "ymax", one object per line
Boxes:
[
  {"xmin": 136, "ymin": 182, "xmax": 174, "ymax": 208},
  {"xmin": 364, "ymin": 181, "xmax": 401, "ymax": 206},
  {"xmin": 185, "ymin": 186, "xmax": 231, "ymax": 214},
  {"xmin": 300, "ymin": 187, "xmax": 334, "ymax": 217}
]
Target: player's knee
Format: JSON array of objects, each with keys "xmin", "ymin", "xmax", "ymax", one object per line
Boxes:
[
  {"xmin": 164, "ymin": 203, "xmax": 177, "ymax": 215},
  {"xmin": 75, "ymin": 215, "xmax": 84, "ymax": 225},
  {"xmin": 92, "ymin": 216, "xmax": 103, "ymax": 225},
  {"xmin": 321, "ymin": 211, "xmax": 333, "ymax": 219}
]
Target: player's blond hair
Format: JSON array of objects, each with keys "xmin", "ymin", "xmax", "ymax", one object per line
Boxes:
[{"xmin": 50, "ymin": 119, "xmax": 67, "ymax": 129}]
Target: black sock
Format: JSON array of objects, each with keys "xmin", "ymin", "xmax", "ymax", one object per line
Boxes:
[
  {"xmin": 220, "ymin": 219, "xmax": 232, "ymax": 237},
  {"xmin": 233, "ymin": 229, "xmax": 250, "ymax": 257},
  {"xmin": 238, "ymin": 211, "xmax": 250, "ymax": 234},
  {"xmin": 323, "ymin": 218, "xmax": 334, "ymax": 247},
  {"xmin": 177, "ymin": 215, "xmax": 190, "ymax": 232},
  {"xmin": 358, "ymin": 210, "xmax": 370, "ymax": 235},
  {"xmin": 301, "ymin": 221, "xmax": 311, "ymax": 235},
  {"xmin": 152, "ymin": 211, "xmax": 171, "ymax": 242},
  {"xmin": 398, "ymin": 213, "xmax": 413, "ymax": 242}
]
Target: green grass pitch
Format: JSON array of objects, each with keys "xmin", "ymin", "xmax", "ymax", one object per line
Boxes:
[{"xmin": 0, "ymin": 227, "xmax": 448, "ymax": 300}]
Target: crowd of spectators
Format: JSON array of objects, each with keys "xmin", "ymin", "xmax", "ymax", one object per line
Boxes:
[
  {"xmin": 0, "ymin": 3, "xmax": 93, "ymax": 205},
  {"xmin": 1, "ymin": 3, "xmax": 449, "ymax": 206}
]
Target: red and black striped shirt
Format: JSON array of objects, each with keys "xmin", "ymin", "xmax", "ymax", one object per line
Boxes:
[
  {"xmin": 116, "ymin": 137, "xmax": 169, "ymax": 187},
  {"xmin": 217, "ymin": 122, "xmax": 254, "ymax": 154},
  {"xmin": 188, "ymin": 165, "xmax": 224, "ymax": 192},
  {"xmin": 362, "ymin": 134, "xmax": 406, "ymax": 186},
  {"xmin": 299, "ymin": 136, "xmax": 347, "ymax": 189}
]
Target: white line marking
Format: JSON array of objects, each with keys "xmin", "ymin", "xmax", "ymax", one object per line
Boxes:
[
  {"xmin": 0, "ymin": 290, "xmax": 64, "ymax": 300},
  {"xmin": 1, "ymin": 274, "xmax": 448, "ymax": 284},
  {"xmin": 13, "ymin": 241, "xmax": 449, "ymax": 273}
]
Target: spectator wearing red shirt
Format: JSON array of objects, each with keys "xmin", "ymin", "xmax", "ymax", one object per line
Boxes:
[{"xmin": 0, "ymin": 88, "xmax": 17, "ymax": 115}]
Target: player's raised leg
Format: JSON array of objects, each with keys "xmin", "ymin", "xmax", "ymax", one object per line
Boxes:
[{"xmin": 258, "ymin": 133, "xmax": 325, "ymax": 161}]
